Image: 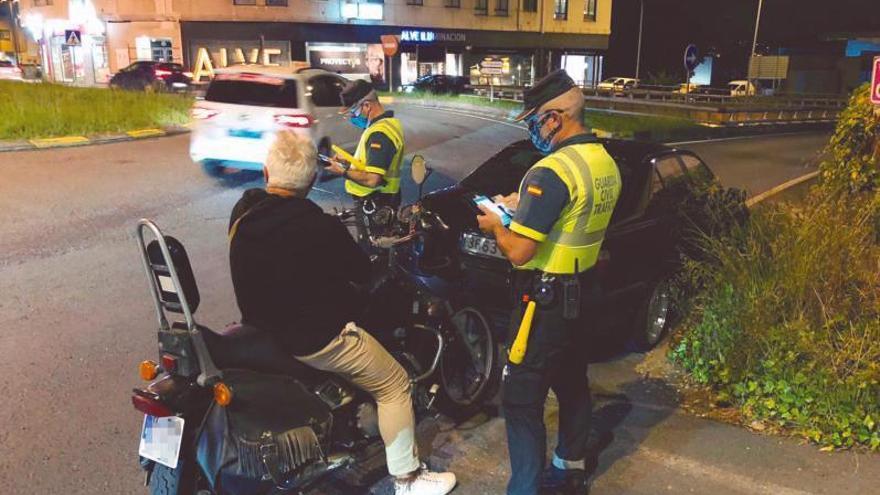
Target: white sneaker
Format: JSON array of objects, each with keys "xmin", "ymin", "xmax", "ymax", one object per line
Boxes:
[{"xmin": 394, "ymin": 464, "xmax": 457, "ymax": 495}]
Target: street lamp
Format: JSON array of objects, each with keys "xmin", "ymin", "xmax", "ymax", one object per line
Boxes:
[
  {"xmin": 749, "ymin": 0, "xmax": 765, "ymax": 94},
  {"xmin": 635, "ymin": 0, "xmax": 644, "ymax": 79}
]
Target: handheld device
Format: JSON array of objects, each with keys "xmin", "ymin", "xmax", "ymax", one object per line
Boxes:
[
  {"xmin": 473, "ymin": 195, "xmax": 512, "ymax": 227},
  {"xmin": 317, "ymin": 153, "xmax": 333, "ymax": 165}
]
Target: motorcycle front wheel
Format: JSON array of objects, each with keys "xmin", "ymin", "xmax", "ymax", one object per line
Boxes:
[{"xmin": 436, "ymin": 307, "xmax": 499, "ymax": 420}]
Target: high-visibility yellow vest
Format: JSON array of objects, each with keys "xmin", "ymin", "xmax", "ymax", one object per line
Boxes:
[
  {"xmin": 345, "ymin": 117, "xmax": 405, "ymax": 197},
  {"xmin": 516, "ymin": 143, "xmax": 621, "ymax": 274}
]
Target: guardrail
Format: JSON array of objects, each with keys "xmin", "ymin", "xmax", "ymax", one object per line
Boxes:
[{"xmin": 465, "ymin": 84, "xmax": 844, "ymax": 127}]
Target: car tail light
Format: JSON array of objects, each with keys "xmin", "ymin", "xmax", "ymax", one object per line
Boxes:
[
  {"xmin": 274, "ymin": 114, "xmax": 313, "ymax": 128},
  {"xmin": 183, "ymin": 71, "xmax": 193, "ymax": 78},
  {"xmin": 191, "ymin": 107, "xmax": 219, "ymax": 120},
  {"xmin": 161, "ymin": 354, "xmax": 178, "ymax": 373},
  {"xmin": 131, "ymin": 391, "xmax": 174, "ymax": 417},
  {"xmin": 154, "ymin": 69, "xmax": 172, "ymax": 78}
]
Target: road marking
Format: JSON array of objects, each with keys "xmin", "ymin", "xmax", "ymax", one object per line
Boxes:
[
  {"xmin": 126, "ymin": 128, "xmax": 166, "ymax": 138},
  {"xmin": 29, "ymin": 136, "xmax": 89, "ymax": 148},
  {"xmin": 638, "ymin": 447, "xmax": 815, "ymax": 495},
  {"xmin": 746, "ymin": 171, "xmax": 820, "ymax": 207}
]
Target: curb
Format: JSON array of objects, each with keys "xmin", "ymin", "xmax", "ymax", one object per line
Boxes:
[
  {"xmin": 745, "ymin": 171, "xmax": 820, "ymax": 208},
  {"xmin": 0, "ymin": 125, "xmax": 191, "ymax": 152}
]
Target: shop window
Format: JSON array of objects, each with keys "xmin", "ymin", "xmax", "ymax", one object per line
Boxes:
[
  {"xmin": 407, "ymin": 0, "xmax": 423, "ymax": 5},
  {"xmin": 554, "ymin": 0, "xmax": 568, "ymax": 20},
  {"xmin": 445, "ymin": 0, "xmax": 460, "ymax": 7},
  {"xmin": 495, "ymin": 0, "xmax": 508, "ymax": 15},
  {"xmin": 522, "ymin": 0, "xmax": 537, "ymax": 12},
  {"xmin": 266, "ymin": 0, "xmax": 288, "ymax": 5},
  {"xmin": 309, "ymin": 75, "xmax": 346, "ymax": 107},
  {"xmin": 474, "ymin": 0, "xmax": 488, "ymax": 15},
  {"xmin": 584, "ymin": 0, "xmax": 597, "ymax": 21},
  {"xmin": 232, "ymin": 0, "xmax": 256, "ymax": 5}
]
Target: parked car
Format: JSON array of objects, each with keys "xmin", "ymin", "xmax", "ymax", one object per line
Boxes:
[
  {"xmin": 597, "ymin": 77, "xmax": 639, "ymax": 95},
  {"xmin": 400, "ymin": 74, "xmax": 471, "ymax": 95},
  {"xmin": 109, "ymin": 61, "xmax": 192, "ymax": 92},
  {"xmin": 675, "ymin": 83, "xmax": 703, "ymax": 94},
  {"xmin": 189, "ymin": 66, "xmax": 361, "ymax": 176},
  {"xmin": 402, "ymin": 139, "xmax": 740, "ymax": 351},
  {"xmin": 0, "ymin": 60, "xmax": 23, "ymax": 81},
  {"xmin": 727, "ymin": 79, "xmax": 770, "ymax": 97}
]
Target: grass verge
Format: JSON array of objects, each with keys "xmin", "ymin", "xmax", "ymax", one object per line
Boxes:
[{"xmin": 0, "ymin": 81, "xmax": 192, "ymax": 140}]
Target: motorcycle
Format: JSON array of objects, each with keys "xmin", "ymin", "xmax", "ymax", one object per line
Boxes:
[{"xmin": 130, "ymin": 157, "xmax": 499, "ymax": 495}]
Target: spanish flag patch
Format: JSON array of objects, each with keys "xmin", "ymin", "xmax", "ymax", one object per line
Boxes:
[
  {"xmin": 526, "ymin": 184, "xmax": 544, "ymax": 197},
  {"xmin": 370, "ymin": 142, "xmax": 382, "ymax": 149}
]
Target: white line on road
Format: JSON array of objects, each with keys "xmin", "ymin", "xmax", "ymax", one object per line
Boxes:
[{"xmin": 638, "ymin": 447, "xmax": 816, "ymax": 495}]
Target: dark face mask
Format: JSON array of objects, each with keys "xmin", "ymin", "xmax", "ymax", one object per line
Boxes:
[{"xmin": 526, "ymin": 111, "xmax": 560, "ymax": 155}]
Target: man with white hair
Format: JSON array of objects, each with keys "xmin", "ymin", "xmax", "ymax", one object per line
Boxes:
[
  {"xmin": 476, "ymin": 70, "xmax": 622, "ymax": 495},
  {"xmin": 228, "ymin": 131, "xmax": 456, "ymax": 495}
]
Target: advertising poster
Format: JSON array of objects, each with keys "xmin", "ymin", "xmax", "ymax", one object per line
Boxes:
[{"xmin": 307, "ymin": 43, "xmax": 385, "ymax": 86}]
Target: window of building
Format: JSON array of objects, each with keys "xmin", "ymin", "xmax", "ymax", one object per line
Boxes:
[
  {"xmin": 495, "ymin": 0, "xmax": 508, "ymax": 15},
  {"xmin": 522, "ymin": 0, "xmax": 537, "ymax": 12},
  {"xmin": 232, "ymin": 0, "xmax": 256, "ymax": 5},
  {"xmin": 554, "ymin": 0, "xmax": 568, "ymax": 20},
  {"xmin": 445, "ymin": 0, "xmax": 460, "ymax": 7},
  {"xmin": 407, "ymin": 0, "xmax": 423, "ymax": 5},
  {"xmin": 33, "ymin": 0, "xmax": 53, "ymax": 5},
  {"xmin": 475, "ymin": 0, "xmax": 488, "ymax": 15},
  {"xmin": 266, "ymin": 0, "xmax": 288, "ymax": 6},
  {"xmin": 584, "ymin": 0, "xmax": 597, "ymax": 21}
]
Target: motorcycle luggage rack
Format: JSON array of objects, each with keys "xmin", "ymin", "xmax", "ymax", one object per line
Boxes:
[{"xmin": 135, "ymin": 219, "xmax": 222, "ymax": 386}]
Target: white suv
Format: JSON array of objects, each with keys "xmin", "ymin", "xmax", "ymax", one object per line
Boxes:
[{"xmin": 189, "ymin": 66, "xmax": 360, "ymax": 176}]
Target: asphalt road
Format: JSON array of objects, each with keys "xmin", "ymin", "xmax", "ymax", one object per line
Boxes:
[{"xmin": 1, "ymin": 106, "xmax": 870, "ymax": 495}]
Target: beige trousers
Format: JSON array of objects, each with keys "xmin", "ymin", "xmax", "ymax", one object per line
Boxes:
[{"xmin": 295, "ymin": 322, "xmax": 420, "ymax": 476}]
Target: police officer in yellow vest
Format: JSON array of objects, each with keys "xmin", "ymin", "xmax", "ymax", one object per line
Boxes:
[
  {"xmin": 326, "ymin": 80, "xmax": 405, "ymax": 246},
  {"xmin": 476, "ymin": 70, "xmax": 621, "ymax": 495}
]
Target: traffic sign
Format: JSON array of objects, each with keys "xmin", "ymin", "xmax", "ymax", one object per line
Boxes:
[
  {"xmin": 380, "ymin": 35, "xmax": 399, "ymax": 57},
  {"xmin": 481, "ymin": 60, "xmax": 504, "ymax": 69},
  {"xmin": 65, "ymin": 30, "xmax": 82, "ymax": 46},
  {"xmin": 684, "ymin": 44, "xmax": 699, "ymax": 72},
  {"xmin": 480, "ymin": 67, "xmax": 503, "ymax": 75},
  {"xmin": 871, "ymin": 56, "xmax": 880, "ymax": 106}
]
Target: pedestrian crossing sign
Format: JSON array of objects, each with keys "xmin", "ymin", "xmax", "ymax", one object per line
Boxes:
[{"xmin": 65, "ymin": 30, "xmax": 82, "ymax": 46}]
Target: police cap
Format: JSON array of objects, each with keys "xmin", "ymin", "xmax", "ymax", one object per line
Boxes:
[{"xmin": 514, "ymin": 70, "xmax": 578, "ymax": 121}]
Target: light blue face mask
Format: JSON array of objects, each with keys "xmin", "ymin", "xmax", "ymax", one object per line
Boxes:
[
  {"xmin": 348, "ymin": 103, "xmax": 369, "ymax": 129},
  {"xmin": 526, "ymin": 111, "xmax": 560, "ymax": 155}
]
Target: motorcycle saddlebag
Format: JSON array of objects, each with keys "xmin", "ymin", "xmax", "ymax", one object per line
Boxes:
[{"xmin": 195, "ymin": 369, "xmax": 332, "ymax": 495}]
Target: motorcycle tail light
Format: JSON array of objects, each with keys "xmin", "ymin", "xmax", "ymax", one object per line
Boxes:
[
  {"xmin": 274, "ymin": 114, "xmax": 313, "ymax": 128},
  {"xmin": 161, "ymin": 355, "xmax": 178, "ymax": 373},
  {"xmin": 139, "ymin": 360, "xmax": 159, "ymax": 381},
  {"xmin": 131, "ymin": 393, "xmax": 173, "ymax": 417},
  {"xmin": 214, "ymin": 382, "xmax": 233, "ymax": 407}
]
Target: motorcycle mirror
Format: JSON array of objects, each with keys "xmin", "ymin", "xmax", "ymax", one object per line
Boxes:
[{"xmin": 411, "ymin": 155, "xmax": 429, "ymax": 186}]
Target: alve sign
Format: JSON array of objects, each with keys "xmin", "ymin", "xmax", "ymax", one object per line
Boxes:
[{"xmin": 191, "ymin": 47, "xmax": 284, "ymax": 81}]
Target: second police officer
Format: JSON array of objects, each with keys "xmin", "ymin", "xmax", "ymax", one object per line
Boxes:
[{"xmin": 476, "ymin": 70, "xmax": 622, "ymax": 495}]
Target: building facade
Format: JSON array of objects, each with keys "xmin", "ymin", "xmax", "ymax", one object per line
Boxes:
[{"xmin": 18, "ymin": 0, "xmax": 611, "ymax": 87}]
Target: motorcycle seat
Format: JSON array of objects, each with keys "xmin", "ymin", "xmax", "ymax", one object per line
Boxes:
[{"xmin": 200, "ymin": 323, "xmax": 329, "ymax": 382}]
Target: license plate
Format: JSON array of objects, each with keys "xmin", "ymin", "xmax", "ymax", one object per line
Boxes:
[
  {"xmin": 460, "ymin": 232, "xmax": 506, "ymax": 260},
  {"xmin": 228, "ymin": 128, "xmax": 263, "ymax": 139},
  {"xmin": 138, "ymin": 415, "xmax": 184, "ymax": 469}
]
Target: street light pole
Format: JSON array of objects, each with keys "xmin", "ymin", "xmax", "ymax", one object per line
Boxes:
[
  {"xmin": 635, "ymin": 0, "xmax": 644, "ymax": 79},
  {"xmin": 749, "ymin": 0, "xmax": 764, "ymax": 93}
]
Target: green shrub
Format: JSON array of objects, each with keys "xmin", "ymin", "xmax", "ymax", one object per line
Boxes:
[
  {"xmin": 0, "ymin": 81, "xmax": 192, "ymax": 140},
  {"xmin": 819, "ymin": 83, "xmax": 879, "ymax": 194},
  {"xmin": 671, "ymin": 85, "xmax": 880, "ymax": 450}
]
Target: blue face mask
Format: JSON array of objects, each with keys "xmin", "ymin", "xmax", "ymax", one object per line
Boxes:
[
  {"xmin": 348, "ymin": 104, "xmax": 369, "ymax": 129},
  {"xmin": 526, "ymin": 112, "xmax": 560, "ymax": 155}
]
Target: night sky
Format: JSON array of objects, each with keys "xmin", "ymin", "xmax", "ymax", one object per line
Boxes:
[{"xmin": 606, "ymin": 0, "xmax": 880, "ymax": 84}]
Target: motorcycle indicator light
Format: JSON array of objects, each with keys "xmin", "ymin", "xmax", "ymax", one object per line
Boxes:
[
  {"xmin": 139, "ymin": 360, "xmax": 159, "ymax": 381},
  {"xmin": 214, "ymin": 382, "xmax": 233, "ymax": 407}
]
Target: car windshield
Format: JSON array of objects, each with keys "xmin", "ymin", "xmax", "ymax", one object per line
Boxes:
[
  {"xmin": 206, "ymin": 74, "xmax": 298, "ymax": 108},
  {"xmin": 601, "ymin": 78, "xmax": 618, "ymax": 83}
]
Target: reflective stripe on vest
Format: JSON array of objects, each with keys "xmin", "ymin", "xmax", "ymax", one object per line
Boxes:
[
  {"xmin": 517, "ymin": 143, "xmax": 621, "ymax": 274},
  {"xmin": 345, "ymin": 118, "xmax": 405, "ymax": 197}
]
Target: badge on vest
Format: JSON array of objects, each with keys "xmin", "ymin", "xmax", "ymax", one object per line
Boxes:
[
  {"xmin": 370, "ymin": 142, "xmax": 382, "ymax": 149},
  {"xmin": 526, "ymin": 185, "xmax": 544, "ymax": 197}
]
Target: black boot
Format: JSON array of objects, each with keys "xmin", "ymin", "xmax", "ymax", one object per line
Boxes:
[{"xmin": 540, "ymin": 466, "xmax": 588, "ymax": 495}]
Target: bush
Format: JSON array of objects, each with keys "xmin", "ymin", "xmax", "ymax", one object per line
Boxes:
[
  {"xmin": 671, "ymin": 85, "xmax": 880, "ymax": 450},
  {"xmin": 819, "ymin": 83, "xmax": 879, "ymax": 194},
  {"xmin": 0, "ymin": 81, "xmax": 192, "ymax": 140}
]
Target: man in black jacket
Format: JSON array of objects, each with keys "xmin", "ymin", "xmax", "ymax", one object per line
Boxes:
[{"xmin": 228, "ymin": 131, "xmax": 456, "ymax": 495}]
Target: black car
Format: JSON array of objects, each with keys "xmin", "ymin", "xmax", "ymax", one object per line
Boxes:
[
  {"xmin": 401, "ymin": 74, "xmax": 471, "ymax": 95},
  {"xmin": 109, "ymin": 61, "xmax": 191, "ymax": 92},
  {"xmin": 397, "ymin": 139, "xmax": 736, "ymax": 351}
]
